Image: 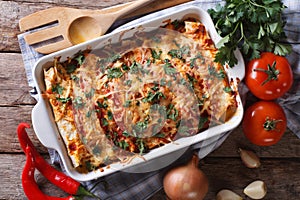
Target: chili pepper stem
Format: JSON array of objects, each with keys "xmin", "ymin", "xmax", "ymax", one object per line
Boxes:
[{"xmin": 76, "ymin": 185, "xmax": 101, "ymax": 199}]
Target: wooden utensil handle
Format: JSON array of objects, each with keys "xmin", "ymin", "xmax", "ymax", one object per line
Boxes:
[{"xmin": 114, "ymin": 0, "xmax": 154, "ymax": 18}]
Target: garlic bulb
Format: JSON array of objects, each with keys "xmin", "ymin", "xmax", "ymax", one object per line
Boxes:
[
  {"xmin": 243, "ymin": 180, "xmax": 267, "ymax": 199},
  {"xmin": 216, "ymin": 189, "xmax": 243, "ymax": 200},
  {"xmin": 238, "ymin": 148, "xmax": 261, "ymax": 168}
]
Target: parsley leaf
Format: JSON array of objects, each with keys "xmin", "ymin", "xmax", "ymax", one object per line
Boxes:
[
  {"xmin": 151, "ymin": 49, "xmax": 162, "ymax": 60},
  {"xmin": 52, "ymin": 84, "xmax": 64, "ymax": 95},
  {"xmin": 208, "ymin": 65, "xmax": 226, "ymax": 79},
  {"xmin": 208, "ymin": 0, "xmax": 292, "ymax": 67},
  {"xmin": 56, "ymin": 97, "xmax": 71, "ymax": 103},
  {"xmin": 136, "ymin": 139, "xmax": 146, "ymax": 154},
  {"xmin": 168, "ymin": 45, "xmax": 190, "ymax": 60},
  {"xmin": 142, "ymin": 91, "xmax": 166, "ymax": 103},
  {"xmin": 107, "ymin": 67, "xmax": 123, "ymax": 79},
  {"xmin": 163, "ymin": 59, "xmax": 177, "ymax": 75},
  {"xmin": 73, "ymin": 96, "xmax": 85, "ymax": 109}
]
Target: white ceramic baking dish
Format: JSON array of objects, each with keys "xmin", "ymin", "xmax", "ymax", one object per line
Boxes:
[{"xmin": 31, "ymin": 5, "xmax": 245, "ymax": 181}]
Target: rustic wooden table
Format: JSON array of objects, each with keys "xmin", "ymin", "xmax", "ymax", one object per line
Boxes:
[{"xmin": 1, "ymin": 0, "xmax": 300, "ymax": 199}]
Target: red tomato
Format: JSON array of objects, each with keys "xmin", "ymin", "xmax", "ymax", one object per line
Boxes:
[
  {"xmin": 242, "ymin": 101, "xmax": 287, "ymax": 146},
  {"xmin": 245, "ymin": 52, "xmax": 293, "ymax": 100}
]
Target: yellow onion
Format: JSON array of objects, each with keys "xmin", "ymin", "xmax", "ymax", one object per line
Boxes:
[{"xmin": 163, "ymin": 154, "xmax": 209, "ymax": 200}]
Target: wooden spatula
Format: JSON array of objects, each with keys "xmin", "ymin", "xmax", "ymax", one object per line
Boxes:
[{"xmin": 19, "ymin": 0, "xmax": 153, "ymax": 54}]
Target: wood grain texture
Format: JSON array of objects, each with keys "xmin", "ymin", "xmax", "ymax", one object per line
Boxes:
[
  {"xmin": 0, "ymin": 53, "xmax": 36, "ymax": 105},
  {"xmin": 0, "ymin": 154, "xmax": 67, "ymax": 200},
  {"xmin": 210, "ymin": 125, "xmax": 300, "ymax": 158},
  {"xmin": 1, "ymin": 0, "xmax": 192, "ymax": 52},
  {"xmin": 1, "ymin": 154, "xmax": 299, "ymax": 200}
]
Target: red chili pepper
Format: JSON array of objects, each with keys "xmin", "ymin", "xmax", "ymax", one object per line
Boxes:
[
  {"xmin": 17, "ymin": 123, "xmax": 99, "ymax": 198},
  {"xmin": 22, "ymin": 146, "xmax": 75, "ymax": 200}
]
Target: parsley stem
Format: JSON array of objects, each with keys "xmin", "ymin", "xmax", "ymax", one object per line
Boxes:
[
  {"xmin": 231, "ymin": 22, "xmax": 240, "ymax": 36},
  {"xmin": 248, "ymin": 0, "xmax": 268, "ymax": 11},
  {"xmin": 237, "ymin": 22, "xmax": 245, "ymax": 43}
]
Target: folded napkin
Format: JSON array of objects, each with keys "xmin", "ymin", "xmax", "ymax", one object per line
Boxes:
[{"xmin": 18, "ymin": 0, "xmax": 300, "ymax": 199}]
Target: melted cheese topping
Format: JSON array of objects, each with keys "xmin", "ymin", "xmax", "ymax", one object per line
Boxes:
[{"xmin": 43, "ymin": 18, "xmax": 237, "ymax": 173}]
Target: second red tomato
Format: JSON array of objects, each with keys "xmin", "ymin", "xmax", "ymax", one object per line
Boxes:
[{"xmin": 242, "ymin": 101, "xmax": 287, "ymax": 146}]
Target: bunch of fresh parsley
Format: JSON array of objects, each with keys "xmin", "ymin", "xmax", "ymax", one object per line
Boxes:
[{"xmin": 208, "ymin": 0, "xmax": 292, "ymax": 67}]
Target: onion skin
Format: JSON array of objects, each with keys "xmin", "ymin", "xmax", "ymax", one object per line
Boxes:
[{"xmin": 163, "ymin": 154, "xmax": 209, "ymax": 200}]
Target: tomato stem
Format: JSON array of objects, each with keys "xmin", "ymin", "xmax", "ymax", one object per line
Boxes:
[
  {"xmin": 254, "ymin": 61, "xmax": 280, "ymax": 85},
  {"xmin": 263, "ymin": 117, "xmax": 282, "ymax": 131}
]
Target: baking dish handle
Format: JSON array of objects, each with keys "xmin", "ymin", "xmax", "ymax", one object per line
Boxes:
[{"xmin": 31, "ymin": 100, "xmax": 61, "ymax": 150}]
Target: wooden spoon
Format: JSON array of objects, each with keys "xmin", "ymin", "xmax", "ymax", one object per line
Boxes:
[{"xmin": 19, "ymin": 0, "xmax": 153, "ymax": 54}]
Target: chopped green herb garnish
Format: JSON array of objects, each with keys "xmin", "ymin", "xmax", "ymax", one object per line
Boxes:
[
  {"xmin": 97, "ymin": 101, "xmax": 108, "ymax": 109},
  {"xmin": 107, "ymin": 110, "xmax": 113, "ymax": 120},
  {"xmin": 198, "ymin": 116, "xmax": 208, "ymax": 130},
  {"xmin": 153, "ymin": 132, "xmax": 165, "ymax": 138},
  {"xmin": 71, "ymin": 75, "xmax": 79, "ymax": 82},
  {"xmin": 85, "ymin": 88, "xmax": 95, "ymax": 99},
  {"xmin": 52, "ymin": 84, "xmax": 64, "ymax": 95},
  {"xmin": 73, "ymin": 97, "xmax": 85, "ymax": 109},
  {"xmin": 177, "ymin": 125, "xmax": 190, "ymax": 136},
  {"xmin": 151, "ymin": 49, "xmax": 162, "ymax": 60},
  {"xmin": 106, "ymin": 54, "xmax": 121, "ymax": 63},
  {"xmin": 85, "ymin": 161, "xmax": 96, "ymax": 171},
  {"xmin": 168, "ymin": 49, "xmax": 182, "ymax": 59},
  {"xmin": 65, "ymin": 63, "xmax": 77, "ymax": 74},
  {"xmin": 123, "ymin": 100, "xmax": 132, "ymax": 107},
  {"xmin": 122, "ymin": 131, "xmax": 130, "ymax": 137},
  {"xmin": 146, "ymin": 59, "xmax": 151, "ymax": 66},
  {"xmin": 101, "ymin": 118, "xmax": 109, "ymax": 127},
  {"xmin": 167, "ymin": 104, "xmax": 179, "ymax": 121},
  {"xmin": 190, "ymin": 53, "xmax": 204, "ymax": 68},
  {"xmin": 121, "ymin": 63, "xmax": 130, "ymax": 71},
  {"xmin": 168, "ymin": 45, "xmax": 190, "ymax": 59},
  {"xmin": 92, "ymin": 146, "xmax": 101, "ymax": 155},
  {"xmin": 75, "ymin": 54, "xmax": 85, "ymax": 65},
  {"xmin": 160, "ymin": 78, "xmax": 166, "ymax": 86},
  {"xmin": 151, "ymin": 85, "xmax": 159, "ymax": 91},
  {"xmin": 134, "ymin": 120, "xmax": 148, "ymax": 133},
  {"xmin": 142, "ymin": 91, "xmax": 166, "ymax": 103},
  {"xmin": 124, "ymin": 79, "xmax": 132, "ymax": 86},
  {"xmin": 163, "ymin": 59, "xmax": 177, "ymax": 75},
  {"xmin": 136, "ymin": 139, "xmax": 146, "ymax": 154},
  {"xmin": 208, "ymin": 65, "xmax": 225, "ymax": 79},
  {"xmin": 151, "ymin": 104, "xmax": 167, "ymax": 117},
  {"xmin": 186, "ymin": 73, "xmax": 197, "ymax": 85},
  {"xmin": 56, "ymin": 97, "xmax": 71, "ymax": 103},
  {"xmin": 118, "ymin": 140, "xmax": 129, "ymax": 150},
  {"xmin": 223, "ymin": 86, "xmax": 233, "ymax": 93},
  {"xmin": 107, "ymin": 67, "xmax": 123, "ymax": 79},
  {"xmin": 86, "ymin": 110, "xmax": 93, "ymax": 118},
  {"xmin": 171, "ymin": 19, "xmax": 184, "ymax": 29},
  {"xmin": 129, "ymin": 61, "xmax": 139, "ymax": 74}
]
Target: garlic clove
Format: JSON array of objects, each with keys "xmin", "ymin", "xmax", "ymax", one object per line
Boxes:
[
  {"xmin": 238, "ymin": 148, "xmax": 261, "ymax": 168},
  {"xmin": 243, "ymin": 180, "xmax": 267, "ymax": 199},
  {"xmin": 216, "ymin": 189, "xmax": 243, "ymax": 200}
]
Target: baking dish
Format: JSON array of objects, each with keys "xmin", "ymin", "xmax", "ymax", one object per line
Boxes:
[{"xmin": 31, "ymin": 5, "xmax": 245, "ymax": 181}]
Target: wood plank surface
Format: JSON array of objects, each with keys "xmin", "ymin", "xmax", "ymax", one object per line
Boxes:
[
  {"xmin": 0, "ymin": 0, "xmax": 300, "ymax": 199},
  {"xmin": 0, "ymin": 0, "xmax": 192, "ymax": 52},
  {"xmin": 1, "ymin": 154, "xmax": 299, "ymax": 200}
]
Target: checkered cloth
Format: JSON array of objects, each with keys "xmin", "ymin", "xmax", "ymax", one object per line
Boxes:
[{"xmin": 18, "ymin": 0, "xmax": 300, "ymax": 199}]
